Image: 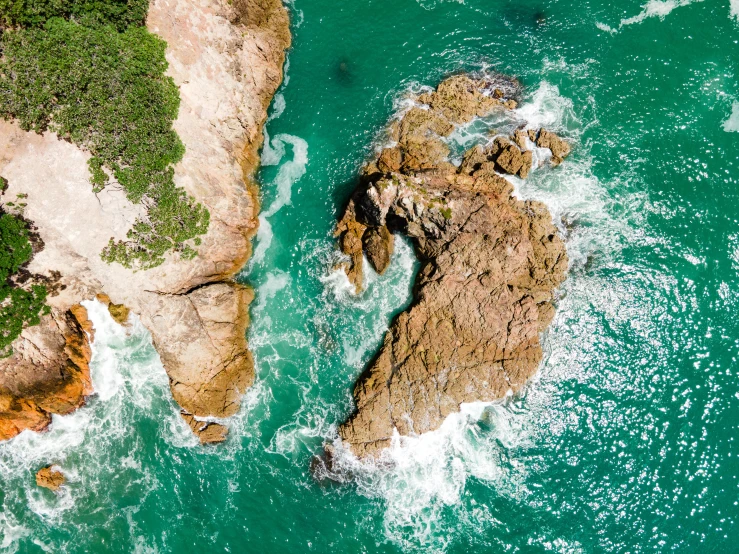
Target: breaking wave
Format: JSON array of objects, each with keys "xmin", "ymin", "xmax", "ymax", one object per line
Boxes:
[
  {"xmin": 596, "ymin": 0, "xmax": 701, "ymax": 32},
  {"xmin": 724, "ymin": 101, "xmax": 739, "ymax": 132},
  {"xmin": 0, "ymin": 300, "xmax": 186, "ymax": 552},
  {"xmin": 318, "ymin": 80, "xmax": 653, "ymax": 551},
  {"xmin": 251, "ymin": 132, "xmax": 309, "ymax": 267}
]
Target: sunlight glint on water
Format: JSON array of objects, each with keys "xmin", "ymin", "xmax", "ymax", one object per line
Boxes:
[{"xmin": 2, "ymin": 0, "xmax": 739, "ymax": 551}]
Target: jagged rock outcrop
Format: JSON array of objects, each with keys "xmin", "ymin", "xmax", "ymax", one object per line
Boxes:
[
  {"xmin": 35, "ymin": 465, "xmax": 66, "ymax": 491},
  {"xmin": 0, "ymin": 306, "xmax": 92, "ymax": 441},
  {"xmin": 0, "ymin": 0, "xmax": 290, "ymax": 441},
  {"xmin": 333, "ymin": 75, "xmax": 569, "ymax": 459}
]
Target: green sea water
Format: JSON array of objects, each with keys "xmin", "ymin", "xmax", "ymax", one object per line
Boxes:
[{"xmin": 2, "ymin": 0, "xmax": 739, "ymax": 552}]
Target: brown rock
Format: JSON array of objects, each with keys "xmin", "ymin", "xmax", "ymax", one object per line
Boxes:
[
  {"xmin": 536, "ymin": 128, "xmax": 571, "ymax": 166},
  {"xmin": 159, "ymin": 282, "xmax": 256, "ymax": 418},
  {"xmin": 485, "ymin": 137, "xmax": 532, "ymax": 178},
  {"xmin": 332, "ymin": 74, "xmax": 568, "ymax": 461},
  {"xmin": 335, "ymin": 201, "xmax": 367, "ymax": 293},
  {"xmin": 36, "ymin": 466, "xmax": 65, "ymax": 491},
  {"xmin": 0, "ymin": 306, "xmax": 93, "ymax": 441},
  {"xmin": 181, "ymin": 411, "xmax": 228, "ymax": 444},
  {"xmin": 419, "ymin": 75, "xmax": 500, "ymax": 123},
  {"xmin": 363, "ymin": 226, "xmax": 395, "ymax": 275},
  {"xmin": 377, "ymin": 147, "xmax": 403, "ymax": 173},
  {"xmin": 519, "ymin": 150, "xmax": 533, "ymax": 178},
  {"xmin": 491, "ymin": 137, "xmax": 524, "ymax": 175},
  {"xmin": 458, "ymin": 144, "xmax": 489, "ymax": 175}
]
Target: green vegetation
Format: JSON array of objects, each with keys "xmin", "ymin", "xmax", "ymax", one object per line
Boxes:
[
  {"xmin": 0, "ymin": 0, "xmax": 148, "ymax": 31},
  {"xmin": 0, "ymin": 210, "xmax": 49, "ymax": 357},
  {"xmin": 0, "ymin": 2, "xmax": 209, "ymax": 269},
  {"xmin": 439, "ymin": 207, "xmax": 452, "ymax": 220}
]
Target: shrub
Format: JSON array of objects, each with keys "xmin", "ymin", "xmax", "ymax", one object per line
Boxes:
[
  {"xmin": 0, "ymin": 211, "xmax": 49, "ymax": 357},
  {"xmin": 0, "ymin": 0, "xmax": 148, "ymax": 31}
]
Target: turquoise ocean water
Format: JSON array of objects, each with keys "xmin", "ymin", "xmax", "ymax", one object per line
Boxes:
[{"xmin": 2, "ymin": 0, "xmax": 739, "ymax": 551}]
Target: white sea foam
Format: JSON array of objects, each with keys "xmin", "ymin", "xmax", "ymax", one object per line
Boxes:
[
  {"xmin": 254, "ymin": 270, "xmax": 291, "ymax": 311},
  {"xmin": 723, "ymin": 101, "xmax": 739, "ymax": 132},
  {"xmin": 0, "ymin": 300, "xmax": 180, "ymax": 550},
  {"xmin": 413, "ymin": 0, "xmax": 464, "ymax": 11},
  {"xmin": 263, "ymin": 135, "xmax": 308, "ymax": 218},
  {"xmin": 317, "ymin": 234, "xmax": 419, "ymax": 366},
  {"xmin": 621, "ymin": 0, "xmax": 695, "ymax": 26},
  {"xmin": 269, "ymin": 93, "xmax": 287, "ymax": 122},
  {"xmin": 318, "ymin": 80, "xmax": 647, "ymax": 551},
  {"xmin": 323, "ymin": 400, "xmax": 533, "ymax": 551},
  {"xmin": 250, "ymin": 133, "xmax": 309, "ymax": 267},
  {"xmin": 597, "ymin": 0, "xmax": 701, "ymax": 32},
  {"xmin": 732, "ymin": 0, "xmax": 739, "ymax": 20}
]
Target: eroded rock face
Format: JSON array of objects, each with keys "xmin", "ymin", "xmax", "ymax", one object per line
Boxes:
[
  {"xmin": 0, "ymin": 0, "xmax": 290, "ymax": 441},
  {"xmin": 35, "ymin": 465, "xmax": 65, "ymax": 491},
  {"xmin": 333, "ymin": 75, "xmax": 569, "ymax": 460},
  {"xmin": 0, "ymin": 306, "xmax": 92, "ymax": 441}
]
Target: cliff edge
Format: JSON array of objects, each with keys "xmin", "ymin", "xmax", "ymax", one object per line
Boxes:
[{"xmin": 0, "ymin": 0, "xmax": 290, "ymax": 442}]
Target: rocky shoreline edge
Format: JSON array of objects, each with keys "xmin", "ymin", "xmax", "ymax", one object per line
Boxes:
[
  {"xmin": 0, "ymin": 0, "xmax": 291, "ymax": 446},
  {"xmin": 319, "ymin": 74, "xmax": 570, "ymax": 467}
]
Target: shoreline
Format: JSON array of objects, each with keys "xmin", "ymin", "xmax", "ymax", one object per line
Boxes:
[{"xmin": 0, "ymin": 0, "xmax": 292, "ymax": 444}]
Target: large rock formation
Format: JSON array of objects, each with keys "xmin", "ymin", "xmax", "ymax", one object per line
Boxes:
[
  {"xmin": 333, "ymin": 75, "xmax": 569, "ymax": 459},
  {"xmin": 0, "ymin": 0, "xmax": 290, "ymax": 442}
]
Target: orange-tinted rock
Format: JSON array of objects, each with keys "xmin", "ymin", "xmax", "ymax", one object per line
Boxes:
[
  {"xmin": 36, "ymin": 466, "xmax": 65, "ymax": 491},
  {"xmin": 0, "ymin": 306, "xmax": 93, "ymax": 441},
  {"xmin": 0, "ymin": 393, "xmax": 51, "ymax": 441}
]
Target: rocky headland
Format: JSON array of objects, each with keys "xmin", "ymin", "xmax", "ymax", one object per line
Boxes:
[
  {"xmin": 0, "ymin": 0, "xmax": 290, "ymax": 443},
  {"xmin": 332, "ymin": 75, "xmax": 570, "ymax": 460}
]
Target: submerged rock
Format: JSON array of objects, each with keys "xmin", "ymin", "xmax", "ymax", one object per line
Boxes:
[
  {"xmin": 36, "ymin": 465, "xmax": 65, "ymax": 491},
  {"xmin": 332, "ymin": 74, "xmax": 570, "ymax": 460}
]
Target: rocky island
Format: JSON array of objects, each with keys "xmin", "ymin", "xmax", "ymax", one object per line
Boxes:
[
  {"xmin": 0, "ymin": 0, "xmax": 290, "ymax": 443},
  {"xmin": 331, "ymin": 75, "xmax": 570, "ymax": 460}
]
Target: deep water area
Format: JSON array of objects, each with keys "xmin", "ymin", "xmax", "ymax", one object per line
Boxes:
[{"xmin": 2, "ymin": 0, "xmax": 739, "ymax": 552}]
